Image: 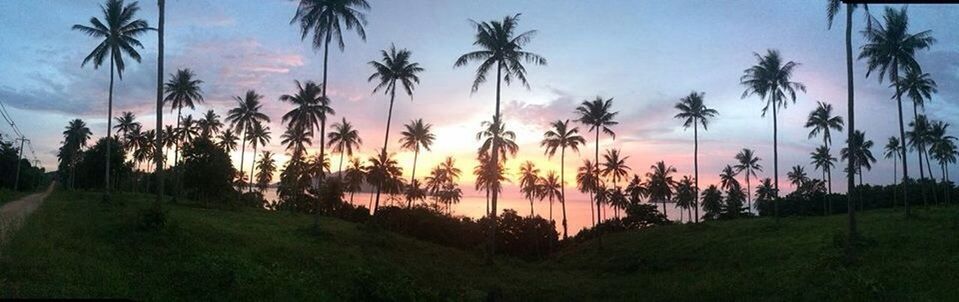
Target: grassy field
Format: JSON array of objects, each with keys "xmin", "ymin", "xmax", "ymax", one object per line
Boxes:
[{"xmin": 2, "ymin": 190, "xmax": 959, "ymax": 301}]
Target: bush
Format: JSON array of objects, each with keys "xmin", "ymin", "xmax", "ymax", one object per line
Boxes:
[
  {"xmin": 574, "ymin": 203, "xmax": 670, "ymax": 242},
  {"xmin": 372, "ymin": 206, "xmax": 483, "ymax": 250},
  {"xmin": 480, "ymin": 209, "xmax": 558, "ymax": 260},
  {"xmin": 180, "ymin": 137, "xmax": 237, "ymax": 204},
  {"xmin": 757, "ymin": 179, "xmax": 959, "ymax": 217}
]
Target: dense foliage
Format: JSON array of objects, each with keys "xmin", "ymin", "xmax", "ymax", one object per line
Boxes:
[
  {"xmin": 180, "ymin": 137, "xmax": 237, "ymax": 204},
  {"xmin": 0, "ymin": 136, "xmax": 46, "ymax": 192}
]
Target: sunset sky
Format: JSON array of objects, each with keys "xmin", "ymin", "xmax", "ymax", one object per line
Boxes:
[{"xmin": 3, "ymin": 0, "xmax": 959, "ymax": 197}]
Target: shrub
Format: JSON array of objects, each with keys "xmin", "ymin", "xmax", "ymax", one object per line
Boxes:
[{"xmin": 180, "ymin": 137, "xmax": 237, "ymax": 204}]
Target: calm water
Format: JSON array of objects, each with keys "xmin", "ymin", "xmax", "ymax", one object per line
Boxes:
[{"xmin": 260, "ymin": 188, "xmax": 725, "ymax": 235}]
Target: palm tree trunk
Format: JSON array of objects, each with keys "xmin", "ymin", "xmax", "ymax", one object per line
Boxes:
[
  {"xmin": 338, "ymin": 152, "xmax": 345, "ymax": 177},
  {"xmin": 410, "ymin": 147, "xmax": 419, "ymax": 184},
  {"xmin": 772, "ymin": 94, "xmax": 779, "ymax": 224},
  {"xmin": 249, "ymin": 145, "xmax": 258, "ymax": 193},
  {"xmin": 594, "ymin": 129, "xmax": 601, "ymax": 226},
  {"xmin": 746, "ymin": 172, "xmax": 751, "ymax": 213},
  {"xmin": 105, "ymin": 56, "xmax": 115, "ymax": 199},
  {"xmin": 174, "ymin": 108, "xmax": 182, "ymax": 199},
  {"xmin": 549, "ymin": 195, "xmax": 553, "ymax": 225},
  {"xmin": 589, "ymin": 192, "xmax": 595, "ymax": 227},
  {"xmin": 374, "ymin": 87, "xmax": 397, "ymax": 214},
  {"xmin": 238, "ymin": 133, "xmax": 247, "ymax": 203},
  {"xmin": 693, "ymin": 119, "xmax": 700, "ymax": 223},
  {"xmin": 315, "ymin": 40, "xmax": 331, "ymax": 231},
  {"xmin": 155, "ymin": 0, "xmax": 165, "ymax": 206},
  {"xmin": 487, "ymin": 62, "xmax": 503, "ymax": 260},
  {"xmin": 560, "ymin": 147, "xmax": 568, "ymax": 239},
  {"xmin": 895, "ymin": 75, "xmax": 910, "ymax": 216},
  {"xmin": 529, "ymin": 197, "xmax": 533, "ymax": 217}
]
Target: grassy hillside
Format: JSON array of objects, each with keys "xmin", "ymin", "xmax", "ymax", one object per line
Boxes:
[{"xmin": 3, "ymin": 190, "xmax": 959, "ymax": 301}]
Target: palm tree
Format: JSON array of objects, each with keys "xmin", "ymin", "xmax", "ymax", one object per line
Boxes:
[
  {"xmin": 455, "ymin": 13, "xmax": 546, "ymax": 257},
  {"xmin": 898, "ymin": 69, "xmax": 938, "ymax": 182},
  {"xmin": 540, "ymin": 119, "xmax": 585, "ymax": 238},
  {"xmin": 827, "ymin": 0, "xmax": 871, "ymax": 244},
  {"xmin": 519, "ymin": 161, "xmax": 541, "ymax": 217},
  {"xmin": 538, "ymin": 171, "xmax": 561, "ymax": 224},
  {"xmin": 198, "ymin": 109, "xmax": 223, "ymax": 138},
  {"xmin": 246, "ymin": 121, "xmax": 271, "ymax": 192},
  {"xmin": 577, "ymin": 159, "xmax": 601, "ymax": 226},
  {"xmin": 255, "ymin": 151, "xmax": 277, "ymax": 191},
  {"xmin": 291, "ymin": 0, "xmax": 369, "ymax": 114},
  {"xmin": 281, "ymin": 126, "xmax": 313, "ymax": 160},
  {"xmin": 366, "ymin": 151, "xmax": 403, "ymax": 212},
  {"xmin": 810, "ymin": 145, "xmax": 837, "ymax": 213},
  {"xmin": 841, "ymin": 130, "xmax": 877, "ymax": 186},
  {"xmin": 884, "ymin": 136, "xmax": 903, "ymax": 187},
  {"xmin": 476, "ymin": 117, "xmax": 520, "ymax": 162},
  {"xmin": 756, "ymin": 178, "xmax": 776, "ymax": 203},
  {"xmin": 62, "ymin": 119, "xmax": 93, "ymax": 189},
  {"xmin": 646, "ymin": 161, "xmax": 678, "ymax": 219},
  {"xmin": 700, "ymin": 185, "xmax": 723, "ymax": 220},
  {"xmin": 929, "ymin": 121, "xmax": 957, "ymax": 182},
  {"xmin": 113, "ymin": 112, "xmax": 140, "ymax": 143},
  {"xmin": 154, "ymin": 0, "xmax": 166, "ymax": 205},
  {"xmin": 805, "ymin": 101, "xmax": 844, "ymax": 193},
  {"xmin": 218, "ymin": 129, "xmax": 238, "ymax": 152},
  {"xmin": 575, "ymin": 97, "xmax": 618, "ymax": 229},
  {"xmin": 328, "ymin": 118, "xmax": 363, "ymax": 175},
  {"xmin": 473, "ymin": 153, "xmax": 506, "ymax": 215},
  {"xmin": 733, "ymin": 148, "xmax": 762, "ymax": 211},
  {"xmin": 227, "ymin": 90, "xmax": 270, "ymax": 190},
  {"xmin": 719, "ymin": 165, "xmax": 740, "ymax": 192},
  {"xmin": 601, "ymin": 149, "xmax": 631, "ymax": 189},
  {"xmin": 164, "ymin": 69, "xmax": 204, "ymax": 197},
  {"xmin": 280, "ymin": 80, "xmax": 333, "ymax": 176},
  {"xmin": 73, "ymin": 0, "xmax": 152, "ymax": 196},
  {"xmin": 674, "ymin": 91, "xmax": 719, "ymax": 223},
  {"xmin": 860, "ymin": 6, "xmax": 935, "ymax": 216},
  {"xmin": 787, "ymin": 165, "xmax": 808, "ymax": 189},
  {"xmin": 674, "ymin": 176, "xmax": 696, "ymax": 223},
  {"xmin": 344, "ymin": 158, "xmax": 366, "ymax": 205},
  {"xmin": 177, "ymin": 115, "xmax": 199, "ymax": 145},
  {"xmin": 399, "ymin": 119, "xmax": 434, "ymax": 185},
  {"xmin": 741, "ymin": 49, "xmax": 805, "ymax": 222}
]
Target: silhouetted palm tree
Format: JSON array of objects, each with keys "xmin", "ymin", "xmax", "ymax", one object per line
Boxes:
[
  {"xmin": 787, "ymin": 165, "xmax": 808, "ymax": 189},
  {"xmin": 246, "ymin": 121, "xmax": 271, "ymax": 192},
  {"xmin": 476, "ymin": 117, "xmax": 519, "ymax": 162},
  {"xmin": 841, "ymin": 130, "xmax": 877, "ymax": 186},
  {"xmin": 198, "ymin": 109, "xmax": 223, "ymax": 138},
  {"xmin": 674, "ymin": 91, "xmax": 718, "ymax": 223},
  {"xmin": 344, "ymin": 158, "xmax": 365, "ymax": 204},
  {"xmin": 756, "ymin": 178, "xmax": 776, "ymax": 203},
  {"xmin": 647, "ymin": 161, "xmax": 677, "ymax": 219},
  {"xmin": 328, "ymin": 118, "xmax": 363, "ymax": 175},
  {"xmin": 719, "ymin": 165, "xmax": 740, "ymax": 192},
  {"xmin": 929, "ymin": 121, "xmax": 956, "ymax": 183},
  {"xmin": 884, "ymin": 136, "xmax": 903, "ymax": 187},
  {"xmin": 73, "ymin": 0, "xmax": 152, "ymax": 196},
  {"xmin": 255, "ymin": 151, "xmax": 276, "ymax": 191},
  {"xmin": 281, "ymin": 126, "xmax": 313, "ymax": 160},
  {"xmin": 576, "ymin": 97, "xmax": 618, "ymax": 229},
  {"xmin": 218, "ymin": 129, "xmax": 238, "ymax": 152},
  {"xmin": 164, "ymin": 68, "xmax": 204, "ymax": 160},
  {"xmin": 455, "ymin": 13, "xmax": 546, "ymax": 257},
  {"xmin": 114, "ymin": 112, "xmax": 140, "ymax": 143},
  {"xmin": 805, "ymin": 101, "xmax": 843, "ymax": 193},
  {"xmin": 810, "ymin": 145, "xmax": 837, "ymax": 213},
  {"xmin": 541, "ymin": 119, "xmax": 584, "ymax": 238},
  {"xmin": 700, "ymin": 185, "xmax": 723, "ymax": 220},
  {"xmin": 473, "ymin": 153, "xmax": 506, "ymax": 215},
  {"xmin": 860, "ymin": 6, "xmax": 935, "ymax": 216},
  {"xmin": 674, "ymin": 176, "xmax": 696, "ymax": 223},
  {"xmin": 733, "ymin": 148, "xmax": 762, "ymax": 211},
  {"xmin": 399, "ymin": 119, "xmax": 434, "ymax": 185},
  {"xmin": 897, "ymin": 68, "xmax": 938, "ymax": 182},
  {"xmin": 61, "ymin": 119, "xmax": 93, "ymax": 189},
  {"xmin": 601, "ymin": 149, "xmax": 631, "ymax": 188},
  {"xmin": 538, "ymin": 171, "xmax": 561, "ymax": 224},
  {"xmin": 519, "ymin": 161, "xmax": 541, "ymax": 217},
  {"xmin": 227, "ymin": 90, "xmax": 270, "ymax": 191},
  {"xmin": 577, "ymin": 159, "xmax": 601, "ymax": 226},
  {"xmin": 280, "ymin": 80, "xmax": 332, "ymax": 175}
]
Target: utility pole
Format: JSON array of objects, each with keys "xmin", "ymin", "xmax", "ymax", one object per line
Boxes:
[
  {"xmin": 154, "ymin": 0, "xmax": 166, "ymax": 205},
  {"xmin": 13, "ymin": 136, "xmax": 28, "ymax": 191}
]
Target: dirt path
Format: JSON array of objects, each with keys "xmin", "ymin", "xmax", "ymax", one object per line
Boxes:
[{"xmin": 0, "ymin": 183, "xmax": 55, "ymax": 246}]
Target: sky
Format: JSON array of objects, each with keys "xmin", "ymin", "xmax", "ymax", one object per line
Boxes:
[{"xmin": 2, "ymin": 0, "xmax": 959, "ymax": 197}]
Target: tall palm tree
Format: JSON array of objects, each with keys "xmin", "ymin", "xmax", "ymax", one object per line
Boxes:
[
  {"xmin": 733, "ymin": 148, "xmax": 762, "ymax": 211},
  {"xmin": 719, "ymin": 165, "xmax": 740, "ymax": 192},
  {"xmin": 674, "ymin": 91, "xmax": 719, "ymax": 223},
  {"xmin": 929, "ymin": 121, "xmax": 956, "ymax": 182},
  {"xmin": 455, "ymin": 13, "xmax": 546, "ymax": 257},
  {"xmin": 344, "ymin": 158, "xmax": 366, "ymax": 205},
  {"xmin": 740, "ymin": 49, "xmax": 805, "ymax": 221},
  {"xmin": 255, "ymin": 151, "xmax": 277, "ymax": 191},
  {"xmin": 907, "ymin": 115, "xmax": 933, "ymax": 204},
  {"xmin": 884, "ymin": 136, "xmax": 903, "ymax": 187},
  {"xmin": 841, "ymin": 130, "xmax": 877, "ymax": 186},
  {"xmin": 897, "ymin": 68, "xmax": 938, "ymax": 181},
  {"xmin": 538, "ymin": 171, "xmax": 561, "ymax": 224},
  {"xmin": 218, "ymin": 129, "xmax": 238, "ymax": 152},
  {"xmin": 575, "ymin": 97, "xmax": 618, "ymax": 229},
  {"xmin": 674, "ymin": 176, "xmax": 696, "ymax": 223},
  {"xmin": 113, "ymin": 112, "xmax": 140, "ymax": 142},
  {"xmin": 646, "ymin": 161, "xmax": 677, "ymax": 219},
  {"xmin": 859, "ymin": 6, "xmax": 935, "ymax": 217},
  {"xmin": 399, "ymin": 119, "xmax": 434, "ymax": 185},
  {"xmin": 62, "ymin": 119, "xmax": 93, "ymax": 189},
  {"xmin": 805, "ymin": 101, "xmax": 844, "ymax": 193},
  {"xmin": 827, "ymin": 0, "xmax": 870, "ymax": 244},
  {"xmin": 280, "ymin": 80, "xmax": 333, "ymax": 176},
  {"xmin": 164, "ymin": 69, "xmax": 204, "ymax": 196},
  {"xmin": 518, "ymin": 161, "xmax": 541, "ymax": 217},
  {"xmin": 601, "ymin": 149, "xmax": 631, "ymax": 188},
  {"xmin": 227, "ymin": 90, "xmax": 271, "ymax": 188},
  {"xmin": 577, "ymin": 159, "xmax": 601, "ymax": 227},
  {"xmin": 810, "ymin": 145, "xmax": 837, "ymax": 210},
  {"xmin": 73, "ymin": 0, "xmax": 152, "ymax": 196},
  {"xmin": 787, "ymin": 165, "xmax": 808, "ymax": 189},
  {"xmin": 246, "ymin": 121, "xmax": 271, "ymax": 192},
  {"xmin": 541, "ymin": 119, "xmax": 585, "ymax": 238},
  {"xmin": 290, "ymin": 0, "xmax": 369, "ymax": 168},
  {"xmin": 198, "ymin": 109, "xmax": 223, "ymax": 138},
  {"xmin": 281, "ymin": 125, "xmax": 313, "ymax": 160},
  {"xmin": 367, "ymin": 45, "xmax": 423, "ymax": 212},
  {"xmin": 473, "ymin": 153, "xmax": 506, "ymax": 215},
  {"xmin": 328, "ymin": 118, "xmax": 363, "ymax": 175},
  {"xmin": 476, "ymin": 116, "xmax": 519, "ymax": 162}
]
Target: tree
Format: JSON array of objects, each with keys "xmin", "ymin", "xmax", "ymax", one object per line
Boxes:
[
  {"xmin": 476, "ymin": 116, "xmax": 519, "ymax": 162},
  {"xmin": 73, "ymin": 0, "xmax": 152, "ymax": 197},
  {"xmin": 841, "ymin": 130, "xmax": 877, "ymax": 186},
  {"xmin": 929, "ymin": 121, "xmax": 956, "ymax": 183},
  {"xmin": 255, "ymin": 151, "xmax": 276, "ymax": 191},
  {"xmin": 601, "ymin": 149, "xmax": 631, "ymax": 192},
  {"xmin": 884, "ymin": 136, "xmax": 903, "ymax": 190},
  {"xmin": 646, "ymin": 161, "xmax": 677, "ymax": 219},
  {"xmin": 226, "ymin": 90, "xmax": 270, "ymax": 196},
  {"xmin": 860, "ymin": 6, "xmax": 935, "ymax": 216},
  {"xmin": 740, "ymin": 49, "xmax": 805, "ymax": 222},
  {"xmin": 576, "ymin": 159, "xmax": 601, "ymax": 227},
  {"xmin": 60, "ymin": 119, "xmax": 93, "ymax": 189},
  {"xmin": 217, "ymin": 129, "xmax": 238, "ymax": 153},
  {"xmin": 455, "ymin": 13, "xmax": 546, "ymax": 258},
  {"xmin": 898, "ymin": 68, "xmax": 938, "ymax": 181},
  {"xmin": 519, "ymin": 161, "xmax": 541, "ymax": 217},
  {"xmin": 674, "ymin": 176, "xmax": 696, "ymax": 223},
  {"xmin": 719, "ymin": 165, "xmax": 740, "ymax": 192},
  {"xmin": 198, "ymin": 109, "xmax": 223, "ymax": 138},
  {"xmin": 473, "ymin": 153, "xmax": 506, "ymax": 215},
  {"xmin": 328, "ymin": 118, "xmax": 363, "ymax": 175},
  {"xmin": 733, "ymin": 148, "xmax": 762, "ymax": 211},
  {"xmin": 344, "ymin": 158, "xmax": 365, "ymax": 204},
  {"xmin": 625, "ymin": 175, "xmax": 648, "ymax": 205},
  {"xmin": 281, "ymin": 125, "xmax": 313, "ymax": 160},
  {"xmin": 755, "ymin": 178, "xmax": 775, "ymax": 203},
  {"xmin": 537, "ymin": 171, "xmax": 561, "ymax": 225},
  {"xmin": 180, "ymin": 137, "xmax": 236, "ymax": 204},
  {"xmin": 575, "ymin": 97, "xmax": 618, "ymax": 230},
  {"xmin": 405, "ymin": 180, "xmax": 428, "ymax": 209},
  {"xmin": 113, "ymin": 112, "xmax": 141, "ymax": 143},
  {"xmin": 280, "ymin": 80, "xmax": 332, "ymax": 176},
  {"xmin": 700, "ymin": 185, "xmax": 723, "ymax": 221},
  {"xmin": 804, "ymin": 101, "xmax": 843, "ymax": 193},
  {"xmin": 809, "ymin": 145, "xmax": 837, "ymax": 200},
  {"xmin": 163, "ymin": 68, "xmax": 205, "ymax": 185},
  {"xmin": 368, "ymin": 45, "xmax": 423, "ymax": 212},
  {"xmin": 540, "ymin": 119, "xmax": 584, "ymax": 238},
  {"xmin": 399, "ymin": 119, "xmax": 433, "ymax": 185},
  {"xmin": 787, "ymin": 165, "xmax": 808, "ymax": 189},
  {"xmin": 246, "ymin": 121, "xmax": 271, "ymax": 192},
  {"xmin": 674, "ymin": 91, "xmax": 718, "ymax": 223}
]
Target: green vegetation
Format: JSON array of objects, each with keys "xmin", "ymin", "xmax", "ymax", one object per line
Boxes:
[
  {"xmin": 4, "ymin": 190, "xmax": 959, "ymax": 300},
  {"xmin": 0, "ymin": 189, "xmax": 26, "ymax": 206}
]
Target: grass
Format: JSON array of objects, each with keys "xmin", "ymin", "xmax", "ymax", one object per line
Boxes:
[
  {"xmin": 0, "ymin": 189, "xmax": 27, "ymax": 206},
  {"xmin": 2, "ymin": 189, "xmax": 959, "ymax": 301}
]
